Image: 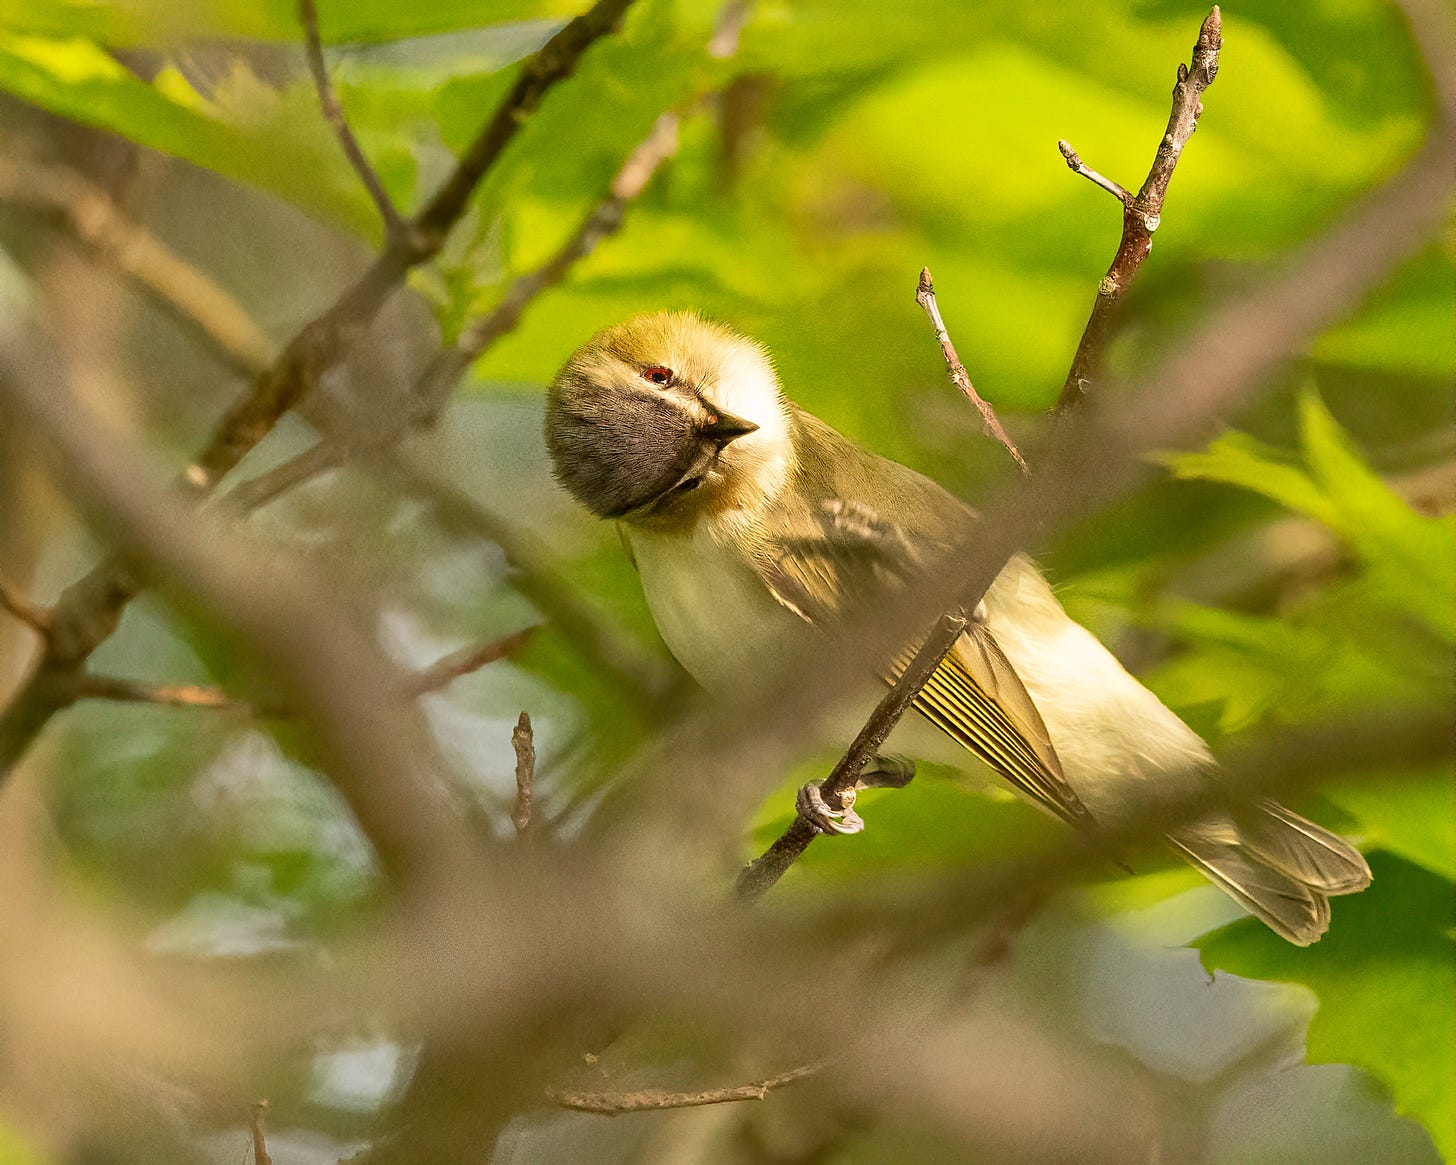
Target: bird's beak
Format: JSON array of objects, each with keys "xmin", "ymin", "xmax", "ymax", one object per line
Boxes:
[{"xmin": 702, "ymin": 408, "xmax": 759, "ymax": 444}]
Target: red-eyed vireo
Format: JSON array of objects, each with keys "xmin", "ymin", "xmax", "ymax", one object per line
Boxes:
[{"xmin": 544, "ymin": 312, "xmax": 1370, "ymax": 944}]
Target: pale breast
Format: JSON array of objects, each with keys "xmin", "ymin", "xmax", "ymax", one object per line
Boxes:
[{"xmin": 626, "ymin": 520, "xmax": 816, "ymax": 699}]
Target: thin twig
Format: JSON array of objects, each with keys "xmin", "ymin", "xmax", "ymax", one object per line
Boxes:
[
  {"xmin": 72, "ymin": 630, "xmax": 529, "ymax": 715},
  {"xmin": 250, "ymin": 1100, "xmax": 272, "ymax": 1165},
  {"xmin": 0, "ymin": 574, "xmax": 51, "ymax": 638},
  {"xmin": 406, "ymin": 629, "xmax": 534, "ymax": 697},
  {"xmin": 0, "ymin": 159, "xmax": 273, "ymax": 379},
  {"xmin": 1056, "ymin": 139, "xmax": 1131, "ymax": 204},
  {"xmin": 512, "ymin": 711, "xmax": 536, "ymax": 836},
  {"xmin": 73, "ymin": 675, "xmax": 271, "ymax": 714},
  {"xmin": 551, "ymin": 1063, "xmax": 819, "ymax": 1114},
  {"xmin": 915, "ymin": 268, "xmax": 1028, "ymax": 473},
  {"xmin": 0, "ymin": 0, "xmax": 639, "ymax": 783},
  {"xmin": 736, "ymin": 610, "xmax": 967, "ymax": 900},
  {"xmin": 298, "ymin": 0, "xmax": 405, "ymax": 237},
  {"xmin": 1057, "ymin": 6, "xmax": 1221, "ymax": 412}
]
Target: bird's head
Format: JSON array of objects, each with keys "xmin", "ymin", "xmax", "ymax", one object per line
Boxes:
[{"xmin": 545, "ymin": 312, "xmax": 792, "ymax": 525}]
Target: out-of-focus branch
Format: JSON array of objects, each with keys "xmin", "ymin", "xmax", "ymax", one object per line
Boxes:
[
  {"xmin": 298, "ymin": 0, "xmax": 404, "ymax": 238},
  {"xmin": 0, "ymin": 0, "xmax": 638, "ymax": 784},
  {"xmin": 70, "ymin": 628, "xmax": 531, "ymax": 716},
  {"xmin": 0, "ymin": 159, "xmax": 273, "ymax": 379},
  {"xmin": 250, "ymin": 1100, "xmax": 272, "ymax": 1165},
  {"xmin": 551, "ymin": 1062, "xmax": 819, "ymax": 1114},
  {"xmin": 916, "ymin": 267, "xmax": 1027, "ymax": 473},
  {"xmin": 73, "ymin": 676, "xmax": 269, "ymax": 714},
  {"xmin": 406, "ymin": 629, "xmax": 534, "ymax": 697},
  {"xmin": 412, "ymin": 111, "xmax": 683, "ymax": 426},
  {"xmin": 0, "ymin": 327, "xmax": 479, "ymax": 886},
  {"xmin": 1057, "ymin": 6, "xmax": 1222, "ymax": 411},
  {"xmin": 0, "ymin": 574, "xmax": 51, "ymax": 639},
  {"xmin": 877, "ymin": 708, "xmax": 1453, "ymax": 943},
  {"xmin": 512, "ymin": 711, "xmax": 536, "ymax": 836}
]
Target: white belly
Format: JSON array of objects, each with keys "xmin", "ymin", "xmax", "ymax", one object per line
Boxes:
[{"xmin": 627, "ymin": 522, "xmax": 816, "ymax": 699}]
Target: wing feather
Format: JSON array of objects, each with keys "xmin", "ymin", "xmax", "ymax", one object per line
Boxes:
[{"xmin": 753, "ymin": 498, "xmax": 1091, "ymax": 829}]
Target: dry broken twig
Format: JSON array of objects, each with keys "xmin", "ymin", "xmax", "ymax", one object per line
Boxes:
[
  {"xmin": 1057, "ymin": 6, "xmax": 1222, "ymax": 411},
  {"xmin": 551, "ymin": 1063, "xmax": 820, "ymax": 1114},
  {"xmin": 512, "ymin": 711, "xmax": 536, "ymax": 836},
  {"xmin": 916, "ymin": 267, "xmax": 1028, "ymax": 473}
]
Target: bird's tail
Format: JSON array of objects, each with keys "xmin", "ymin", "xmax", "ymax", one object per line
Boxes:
[{"xmin": 1168, "ymin": 800, "xmax": 1372, "ymax": 946}]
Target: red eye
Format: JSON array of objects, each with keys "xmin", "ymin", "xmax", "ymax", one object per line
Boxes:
[{"xmin": 641, "ymin": 366, "xmax": 674, "ymax": 386}]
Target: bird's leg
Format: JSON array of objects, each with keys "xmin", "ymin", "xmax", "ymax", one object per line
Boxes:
[{"xmin": 796, "ymin": 754, "xmax": 917, "ymax": 836}]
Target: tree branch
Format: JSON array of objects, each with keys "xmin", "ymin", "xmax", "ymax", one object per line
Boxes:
[
  {"xmin": 70, "ymin": 629, "xmax": 530, "ymax": 716},
  {"xmin": 736, "ymin": 609, "xmax": 968, "ymax": 899},
  {"xmin": 915, "ymin": 267, "xmax": 1028, "ymax": 473},
  {"xmin": 73, "ymin": 675, "xmax": 268, "ymax": 714},
  {"xmin": 551, "ymin": 1063, "xmax": 819, "ymax": 1114},
  {"xmin": 1056, "ymin": 139, "xmax": 1131, "ymax": 205},
  {"xmin": 298, "ymin": 0, "xmax": 405, "ymax": 238},
  {"xmin": 1057, "ymin": 6, "xmax": 1221, "ymax": 412},
  {"xmin": 250, "ymin": 1100, "xmax": 272, "ymax": 1165},
  {"xmin": 406, "ymin": 629, "xmax": 534, "ymax": 697},
  {"xmin": 0, "ymin": 0, "xmax": 639, "ymax": 783}
]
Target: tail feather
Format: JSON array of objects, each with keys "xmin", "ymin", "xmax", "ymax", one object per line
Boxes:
[
  {"xmin": 1169, "ymin": 833, "xmax": 1331, "ymax": 946},
  {"xmin": 1247, "ymin": 800, "xmax": 1373, "ymax": 895},
  {"xmin": 1170, "ymin": 799, "xmax": 1369, "ymax": 946}
]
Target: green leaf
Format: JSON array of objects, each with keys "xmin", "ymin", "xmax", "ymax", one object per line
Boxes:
[
  {"xmin": 1297, "ymin": 389, "xmax": 1456, "ymax": 640},
  {"xmin": 1, "ymin": 0, "xmax": 581, "ymax": 47},
  {"xmin": 1200, "ymin": 852, "xmax": 1455, "ymax": 1160},
  {"xmin": 1324, "ymin": 768, "xmax": 1455, "ymax": 881},
  {"xmin": 1162, "ymin": 390, "xmax": 1456, "ymax": 645},
  {"xmin": 0, "ymin": 32, "xmax": 378, "ymax": 233}
]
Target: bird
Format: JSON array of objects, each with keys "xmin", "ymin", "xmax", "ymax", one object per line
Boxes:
[{"xmin": 543, "ymin": 311, "xmax": 1371, "ymax": 944}]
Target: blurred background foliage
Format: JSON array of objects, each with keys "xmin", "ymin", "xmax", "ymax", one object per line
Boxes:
[{"xmin": 0, "ymin": 0, "xmax": 1450, "ymax": 1161}]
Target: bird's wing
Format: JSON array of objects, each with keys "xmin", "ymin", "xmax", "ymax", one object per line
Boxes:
[
  {"xmin": 889, "ymin": 625, "xmax": 1091, "ymax": 828},
  {"xmin": 755, "ymin": 499, "xmax": 1091, "ymax": 828}
]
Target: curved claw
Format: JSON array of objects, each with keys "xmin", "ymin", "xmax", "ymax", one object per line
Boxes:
[{"xmin": 796, "ymin": 782, "xmax": 865, "ymax": 835}]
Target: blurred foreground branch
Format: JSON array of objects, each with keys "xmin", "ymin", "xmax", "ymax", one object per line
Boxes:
[
  {"xmin": 0, "ymin": 0, "xmax": 639, "ymax": 784},
  {"xmin": 0, "ymin": 158, "xmax": 274, "ymax": 379}
]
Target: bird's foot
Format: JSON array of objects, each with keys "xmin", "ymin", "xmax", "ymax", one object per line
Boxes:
[
  {"xmin": 795, "ymin": 755, "xmax": 917, "ymax": 836},
  {"xmin": 797, "ymin": 782, "xmax": 864, "ymax": 835}
]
